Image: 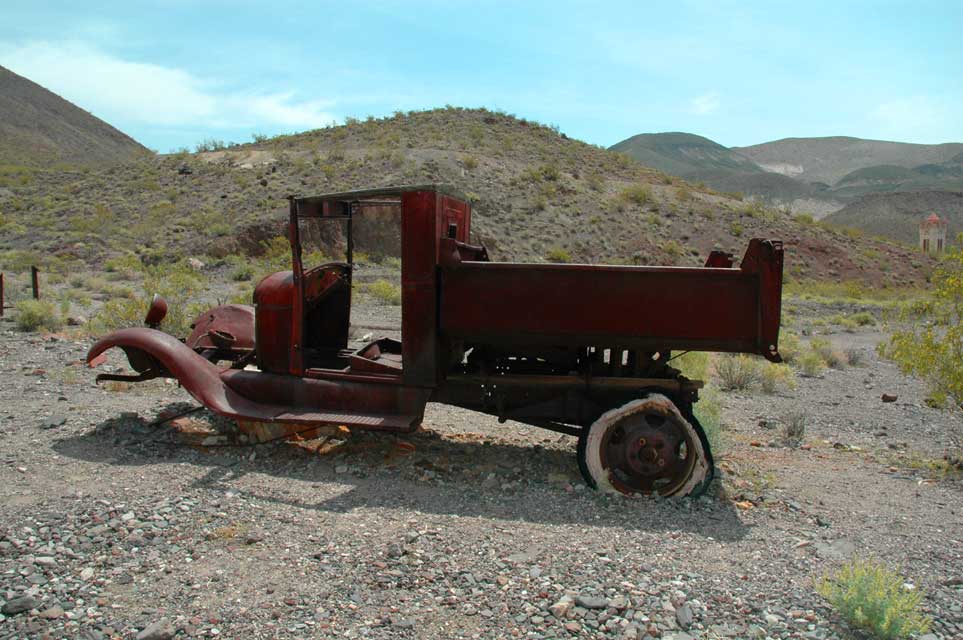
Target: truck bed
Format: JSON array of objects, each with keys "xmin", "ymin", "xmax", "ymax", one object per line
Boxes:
[{"xmin": 439, "ymin": 239, "xmax": 783, "ymax": 361}]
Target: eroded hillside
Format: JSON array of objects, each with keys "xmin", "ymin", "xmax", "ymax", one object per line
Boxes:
[{"xmin": 0, "ymin": 108, "xmax": 934, "ymax": 288}]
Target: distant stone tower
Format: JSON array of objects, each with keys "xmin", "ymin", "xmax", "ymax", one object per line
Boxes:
[{"xmin": 919, "ymin": 213, "xmax": 947, "ymax": 254}]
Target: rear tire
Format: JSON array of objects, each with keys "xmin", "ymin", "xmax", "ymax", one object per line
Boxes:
[{"xmin": 577, "ymin": 394, "xmax": 709, "ymax": 497}]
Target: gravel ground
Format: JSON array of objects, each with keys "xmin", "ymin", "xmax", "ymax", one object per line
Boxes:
[{"xmin": 0, "ymin": 311, "xmax": 961, "ymax": 640}]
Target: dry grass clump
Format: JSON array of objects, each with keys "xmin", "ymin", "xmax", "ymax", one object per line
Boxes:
[
  {"xmin": 619, "ymin": 184, "xmax": 653, "ymax": 206},
  {"xmin": 782, "ymin": 411, "xmax": 807, "ymax": 447},
  {"xmin": 809, "ymin": 337, "xmax": 848, "ymax": 369},
  {"xmin": 15, "ymin": 299, "xmax": 63, "ymax": 332},
  {"xmin": 714, "ymin": 354, "xmax": 761, "ymax": 391},
  {"xmin": 845, "ymin": 347, "xmax": 867, "ymax": 366},
  {"xmin": 714, "ymin": 354, "xmax": 797, "ymax": 395},
  {"xmin": 760, "ymin": 364, "xmax": 797, "ymax": 394}
]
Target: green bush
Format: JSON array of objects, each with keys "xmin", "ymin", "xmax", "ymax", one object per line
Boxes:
[
  {"xmin": 881, "ymin": 241, "xmax": 963, "ymax": 411},
  {"xmin": 15, "ymin": 300, "xmax": 63, "ymax": 332},
  {"xmin": 817, "ymin": 558, "xmax": 930, "ymax": 639},
  {"xmin": 366, "ymin": 279, "xmax": 401, "ymax": 305},
  {"xmin": 798, "ymin": 349, "xmax": 827, "ymax": 377},
  {"xmin": 545, "ymin": 247, "xmax": 572, "ymax": 263}
]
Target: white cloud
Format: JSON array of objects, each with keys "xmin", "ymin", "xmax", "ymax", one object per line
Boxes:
[
  {"xmin": 0, "ymin": 41, "xmax": 337, "ymax": 131},
  {"xmin": 689, "ymin": 92, "xmax": 720, "ymax": 115}
]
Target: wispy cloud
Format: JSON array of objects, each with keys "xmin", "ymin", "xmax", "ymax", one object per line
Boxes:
[
  {"xmin": 689, "ymin": 92, "xmax": 721, "ymax": 115},
  {"xmin": 0, "ymin": 41, "xmax": 338, "ymax": 132}
]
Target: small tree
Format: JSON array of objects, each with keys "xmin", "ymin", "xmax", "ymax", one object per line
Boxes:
[{"xmin": 881, "ymin": 237, "xmax": 963, "ymax": 417}]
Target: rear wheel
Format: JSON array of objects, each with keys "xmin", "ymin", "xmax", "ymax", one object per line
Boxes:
[{"xmin": 577, "ymin": 394, "xmax": 709, "ymax": 497}]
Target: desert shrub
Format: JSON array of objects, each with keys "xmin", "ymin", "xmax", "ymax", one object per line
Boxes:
[
  {"xmin": 694, "ymin": 386, "xmax": 724, "ymax": 454},
  {"xmin": 366, "ymin": 280, "xmax": 401, "ymax": 305},
  {"xmin": 545, "ymin": 247, "xmax": 572, "ymax": 263},
  {"xmin": 673, "ymin": 351, "xmax": 709, "ymax": 381},
  {"xmin": 620, "ymin": 184, "xmax": 653, "ymax": 206},
  {"xmin": 524, "ymin": 163, "xmax": 560, "ymax": 182},
  {"xmin": 881, "ymin": 240, "xmax": 963, "ymax": 413},
  {"xmin": 586, "ymin": 172, "xmax": 605, "ymax": 192},
  {"xmin": 729, "ymin": 221, "xmax": 744, "ymax": 236},
  {"xmin": 88, "ymin": 260, "xmax": 205, "ymax": 337},
  {"xmin": 231, "ymin": 263, "xmax": 255, "ymax": 281},
  {"xmin": 797, "ymin": 349, "xmax": 827, "ymax": 377},
  {"xmin": 816, "ymin": 558, "xmax": 930, "ymax": 639},
  {"xmin": 195, "ymin": 138, "xmax": 226, "ymax": 153},
  {"xmin": 15, "ymin": 300, "xmax": 63, "ymax": 332},
  {"xmin": 713, "ymin": 354, "xmax": 761, "ymax": 391},
  {"xmin": 845, "ymin": 347, "xmax": 866, "ymax": 366},
  {"xmin": 810, "ymin": 337, "xmax": 846, "ymax": 368},
  {"xmin": 760, "ymin": 363, "xmax": 797, "ymax": 394},
  {"xmin": 779, "ymin": 332, "xmax": 801, "ymax": 364},
  {"xmin": 850, "ymin": 311, "xmax": 876, "ymax": 326},
  {"xmin": 662, "ymin": 240, "xmax": 685, "ymax": 262},
  {"xmin": 783, "ymin": 411, "xmax": 806, "ymax": 447}
]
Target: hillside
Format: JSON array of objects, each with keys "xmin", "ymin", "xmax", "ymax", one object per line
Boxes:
[
  {"xmin": 733, "ymin": 136, "xmax": 963, "ymax": 185},
  {"xmin": 0, "ymin": 65, "xmax": 148, "ymax": 167},
  {"xmin": 608, "ymin": 132, "xmax": 762, "ymax": 179},
  {"xmin": 611, "ymin": 131, "xmax": 963, "ymax": 231},
  {"xmin": 0, "ymin": 108, "xmax": 935, "ymax": 290},
  {"xmin": 824, "ymin": 190, "xmax": 963, "ymax": 245}
]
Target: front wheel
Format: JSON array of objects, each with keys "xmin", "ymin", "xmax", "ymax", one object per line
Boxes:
[{"xmin": 577, "ymin": 394, "xmax": 710, "ymax": 497}]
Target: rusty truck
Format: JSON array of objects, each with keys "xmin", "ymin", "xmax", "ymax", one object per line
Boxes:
[{"xmin": 87, "ymin": 185, "xmax": 783, "ymax": 497}]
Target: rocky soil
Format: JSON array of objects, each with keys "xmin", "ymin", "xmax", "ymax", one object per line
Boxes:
[{"xmin": 0, "ymin": 308, "xmax": 961, "ymax": 640}]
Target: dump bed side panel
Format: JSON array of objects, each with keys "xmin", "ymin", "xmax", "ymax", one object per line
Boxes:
[{"xmin": 439, "ymin": 240, "xmax": 783, "ymax": 360}]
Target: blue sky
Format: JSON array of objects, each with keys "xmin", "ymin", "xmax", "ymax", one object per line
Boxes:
[{"xmin": 2, "ymin": 1, "xmax": 961, "ymax": 152}]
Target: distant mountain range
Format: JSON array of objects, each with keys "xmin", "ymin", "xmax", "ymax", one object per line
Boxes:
[
  {"xmin": 611, "ymin": 132, "xmax": 963, "ymax": 223},
  {"xmin": 824, "ymin": 190, "xmax": 963, "ymax": 246},
  {"xmin": 0, "ymin": 65, "xmax": 148, "ymax": 167}
]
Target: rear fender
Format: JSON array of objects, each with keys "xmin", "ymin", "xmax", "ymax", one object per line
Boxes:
[{"xmin": 86, "ymin": 328, "xmax": 276, "ymax": 420}]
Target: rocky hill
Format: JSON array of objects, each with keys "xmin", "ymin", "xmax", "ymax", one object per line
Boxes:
[
  {"xmin": 0, "ymin": 108, "xmax": 934, "ymax": 289},
  {"xmin": 611, "ymin": 131, "xmax": 963, "ymax": 234},
  {"xmin": 824, "ymin": 190, "xmax": 963, "ymax": 245},
  {"xmin": 608, "ymin": 132, "xmax": 762, "ymax": 180},
  {"xmin": 0, "ymin": 65, "xmax": 148, "ymax": 167},
  {"xmin": 734, "ymin": 136, "xmax": 963, "ymax": 185}
]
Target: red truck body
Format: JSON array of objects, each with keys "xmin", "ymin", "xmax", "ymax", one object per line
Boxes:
[{"xmin": 88, "ymin": 185, "xmax": 784, "ymax": 496}]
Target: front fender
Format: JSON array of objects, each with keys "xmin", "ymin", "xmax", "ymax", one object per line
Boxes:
[{"xmin": 86, "ymin": 328, "xmax": 280, "ymax": 420}]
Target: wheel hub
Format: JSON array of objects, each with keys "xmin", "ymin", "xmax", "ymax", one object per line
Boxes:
[{"xmin": 601, "ymin": 409, "xmax": 694, "ymax": 495}]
